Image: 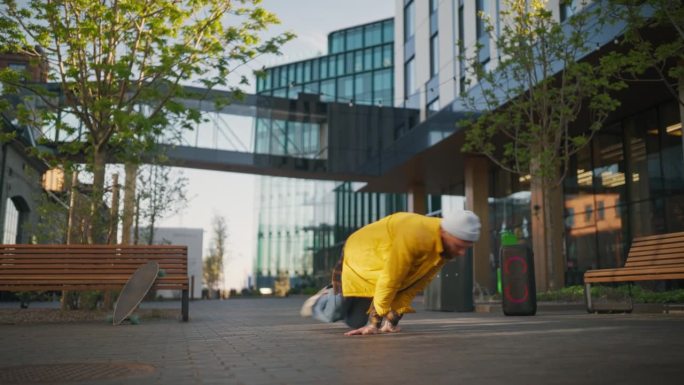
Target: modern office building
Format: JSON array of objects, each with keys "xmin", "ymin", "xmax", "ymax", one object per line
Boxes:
[
  {"xmin": 0, "ymin": 53, "xmax": 56, "ymax": 245},
  {"xmin": 254, "ymin": 18, "xmax": 433, "ymax": 288},
  {"xmin": 378, "ymin": 0, "xmax": 683, "ymax": 291},
  {"xmin": 150, "ymin": 227, "xmax": 204, "ymax": 300},
  {"xmin": 252, "ymin": 0, "xmax": 683, "ymax": 294}
]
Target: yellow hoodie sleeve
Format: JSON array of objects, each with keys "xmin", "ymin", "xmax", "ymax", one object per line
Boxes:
[
  {"xmin": 372, "ymin": 229, "xmax": 414, "ymax": 316},
  {"xmin": 390, "ymin": 260, "xmax": 445, "ymax": 314},
  {"xmin": 372, "ymin": 219, "xmax": 436, "ymax": 316}
]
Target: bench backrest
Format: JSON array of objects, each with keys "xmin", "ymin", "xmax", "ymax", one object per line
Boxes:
[
  {"xmin": 0, "ymin": 244, "xmax": 188, "ymax": 291},
  {"xmin": 624, "ymin": 231, "xmax": 684, "ymax": 269}
]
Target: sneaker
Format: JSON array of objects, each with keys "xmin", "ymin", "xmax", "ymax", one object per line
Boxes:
[{"xmin": 300, "ymin": 285, "xmax": 331, "ymax": 317}]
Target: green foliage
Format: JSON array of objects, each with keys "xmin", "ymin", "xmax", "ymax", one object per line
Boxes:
[
  {"xmin": 0, "ymin": 0, "xmax": 293, "ymax": 241},
  {"xmin": 203, "ymin": 215, "xmax": 228, "ymax": 291},
  {"xmin": 459, "ymin": 0, "xmax": 625, "ymax": 185},
  {"xmin": 537, "ymin": 284, "xmax": 684, "ymax": 303},
  {"xmin": 602, "ymin": 0, "xmax": 684, "ymax": 104},
  {"xmin": 136, "ymin": 164, "xmax": 189, "ymax": 244},
  {"xmin": 22, "ymin": 190, "xmax": 68, "ymax": 244}
]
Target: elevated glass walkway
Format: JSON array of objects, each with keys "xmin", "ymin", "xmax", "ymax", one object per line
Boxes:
[{"xmin": 3, "ymin": 85, "xmax": 469, "ymax": 189}]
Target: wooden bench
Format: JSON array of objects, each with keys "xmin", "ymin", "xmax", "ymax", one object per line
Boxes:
[
  {"xmin": 583, "ymin": 231, "xmax": 684, "ymax": 313},
  {"xmin": 0, "ymin": 244, "xmax": 190, "ymax": 321}
]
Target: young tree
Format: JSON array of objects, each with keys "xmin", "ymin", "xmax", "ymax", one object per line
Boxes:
[
  {"xmin": 459, "ymin": 0, "xmax": 625, "ymax": 290},
  {"xmin": 135, "ymin": 163, "xmax": 189, "ymax": 245},
  {"xmin": 603, "ymin": 0, "xmax": 684, "ymax": 144},
  {"xmin": 0, "ymin": 0, "xmax": 293, "ymax": 243},
  {"xmin": 203, "ymin": 215, "xmax": 228, "ymax": 297}
]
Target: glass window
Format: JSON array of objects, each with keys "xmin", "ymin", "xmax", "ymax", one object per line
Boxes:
[
  {"xmin": 288, "ymin": 84, "xmax": 302, "ymax": 100},
  {"xmin": 382, "ymin": 45, "xmax": 393, "ymax": 67},
  {"xmin": 303, "ymin": 82, "xmax": 319, "ymax": 96},
  {"xmin": 312, "ymin": 59, "xmax": 319, "ymax": 81},
  {"xmin": 320, "ymin": 79, "xmax": 336, "ymax": 102},
  {"xmin": 355, "ymin": 73, "xmax": 372, "ymax": 105},
  {"xmin": 363, "ymin": 48, "xmax": 373, "ymax": 71},
  {"xmin": 303, "ymin": 61, "xmax": 311, "ymax": 82},
  {"xmin": 265, "ymin": 70, "xmax": 272, "ymax": 90},
  {"xmin": 427, "ymin": 98, "xmax": 440, "ymax": 117},
  {"xmin": 257, "ymin": 75, "xmax": 264, "ymax": 92},
  {"xmin": 373, "ymin": 46, "xmax": 383, "ymax": 69},
  {"xmin": 404, "ymin": 0, "xmax": 415, "ymax": 41},
  {"xmin": 430, "ymin": 0, "xmax": 438, "ymax": 13},
  {"xmin": 288, "ymin": 65, "xmax": 296, "ymax": 86},
  {"xmin": 477, "ymin": 0, "xmax": 490, "ymax": 63},
  {"xmin": 331, "ymin": 32, "xmax": 345, "ymax": 53},
  {"xmin": 320, "ymin": 58, "xmax": 328, "ymax": 79},
  {"xmin": 3, "ymin": 198, "xmax": 19, "ymax": 244},
  {"xmin": 345, "ymin": 52, "xmax": 354, "ymax": 74},
  {"xmin": 280, "ymin": 66, "xmax": 288, "ymax": 87},
  {"xmin": 476, "ymin": 0, "xmax": 486, "ymax": 38},
  {"xmin": 404, "ymin": 57, "xmax": 415, "ymax": 98},
  {"xmin": 337, "ymin": 75, "xmax": 354, "ymax": 102},
  {"xmin": 346, "ymin": 27, "xmax": 363, "ymax": 50},
  {"xmin": 625, "ymin": 109, "xmax": 661, "ymax": 203},
  {"xmin": 354, "ymin": 51, "xmax": 363, "ymax": 72},
  {"xmin": 373, "ymin": 69, "xmax": 392, "ymax": 106},
  {"xmin": 329, "ymin": 56, "xmax": 337, "ymax": 77},
  {"xmin": 560, "ymin": 0, "xmax": 576, "ymax": 22},
  {"xmin": 337, "ymin": 54, "xmax": 345, "ymax": 76},
  {"xmin": 430, "ymin": 33, "xmax": 439, "ymax": 77},
  {"xmin": 382, "ymin": 20, "xmax": 394, "ymax": 43},
  {"xmin": 273, "ymin": 88, "xmax": 287, "ymax": 98},
  {"xmin": 365, "ymin": 23, "xmax": 382, "ymax": 46},
  {"xmin": 270, "ymin": 119, "xmax": 287, "ymax": 155},
  {"xmin": 659, "ymin": 101, "xmax": 684, "ymax": 232},
  {"xmin": 273, "ymin": 67, "xmax": 280, "ymax": 88}
]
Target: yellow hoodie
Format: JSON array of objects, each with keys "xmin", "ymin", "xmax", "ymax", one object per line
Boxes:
[{"xmin": 341, "ymin": 212, "xmax": 446, "ymax": 316}]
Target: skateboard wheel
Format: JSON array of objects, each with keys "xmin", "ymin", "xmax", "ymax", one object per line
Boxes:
[{"xmin": 158, "ymin": 269, "xmax": 166, "ymax": 277}]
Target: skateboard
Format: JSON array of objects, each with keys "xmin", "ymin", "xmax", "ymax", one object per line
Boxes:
[{"xmin": 112, "ymin": 261, "xmax": 160, "ymax": 326}]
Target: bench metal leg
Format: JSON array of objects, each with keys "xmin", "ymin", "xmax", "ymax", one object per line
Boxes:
[
  {"xmin": 626, "ymin": 283, "xmax": 634, "ymax": 314},
  {"xmin": 584, "ymin": 283, "xmax": 594, "ymax": 313},
  {"xmin": 181, "ymin": 289, "xmax": 189, "ymax": 322}
]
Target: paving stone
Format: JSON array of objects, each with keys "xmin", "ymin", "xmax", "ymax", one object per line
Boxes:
[{"xmin": 1, "ymin": 297, "xmax": 683, "ymax": 384}]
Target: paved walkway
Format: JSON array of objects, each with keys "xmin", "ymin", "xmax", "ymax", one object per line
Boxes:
[{"xmin": 1, "ymin": 297, "xmax": 683, "ymax": 384}]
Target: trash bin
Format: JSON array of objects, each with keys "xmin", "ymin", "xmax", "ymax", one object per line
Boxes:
[
  {"xmin": 424, "ymin": 250, "xmax": 474, "ymax": 312},
  {"xmin": 500, "ymin": 244, "xmax": 536, "ymax": 316}
]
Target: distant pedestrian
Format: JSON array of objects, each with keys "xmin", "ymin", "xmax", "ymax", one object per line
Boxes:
[{"xmin": 302, "ymin": 210, "xmax": 481, "ymax": 336}]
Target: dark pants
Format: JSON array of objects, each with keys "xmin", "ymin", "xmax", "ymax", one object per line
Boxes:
[{"xmin": 342, "ymin": 297, "xmax": 372, "ymax": 328}]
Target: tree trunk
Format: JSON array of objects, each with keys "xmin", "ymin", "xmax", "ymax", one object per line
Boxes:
[
  {"xmin": 134, "ymin": 192, "xmax": 141, "ymax": 245},
  {"xmin": 61, "ymin": 171, "xmax": 79, "ymax": 311},
  {"xmin": 530, "ymin": 160, "xmax": 565, "ymax": 292},
  {"xmin": 121, "ymin": 163, "xmax": 138, "ymax": 245},
  {"xmin": 87, "ymin": 147, "xmax": 108, "ymax": 244},
  {"xmin": 679, "ymin": 67, "xmax": 684, "ymax": 162},
  {"xmin": 108, "ymin": 173, "xmax": 120, "ymax": 244}
]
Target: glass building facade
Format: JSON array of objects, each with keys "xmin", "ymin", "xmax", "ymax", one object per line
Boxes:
[{"xmin": 254, "ymin": 19, "xmax": 405, "ymax": 289}]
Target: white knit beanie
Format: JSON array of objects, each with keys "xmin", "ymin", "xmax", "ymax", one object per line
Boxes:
[{"xmin": 441, "ymin": 210, "xmax": 481, "ymax": 242}]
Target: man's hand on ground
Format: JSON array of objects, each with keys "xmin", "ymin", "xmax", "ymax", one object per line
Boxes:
[
  {"xmin": 344, "ymin": 324, "xmax": 379, "ymax": 336},
  {"xmin": 380, "ymin": 320, "xmax": 401, "ymax": 333}
]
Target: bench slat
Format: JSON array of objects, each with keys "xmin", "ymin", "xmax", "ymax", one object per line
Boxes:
[
  {"xmin": 625, "ymin": 259, "xmax": 684, "ymax": 268},
  {"xmin": 630, "ymin": 232, "xmax": 684, "ymax": 243},
  {"xmin": 585, "ymin": 265, "xmax": 684, "ymax": 277},
  {"xmin": 629, "ymin": 246, "xmax": 684, "ymax": 256},
  {"xmin": 585, "ymin": 272, "xmax": 684, "ymax": 283}
]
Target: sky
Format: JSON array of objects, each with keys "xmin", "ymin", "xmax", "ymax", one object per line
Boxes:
[{"xmin": 156, "ymin": 0, "xmax": 395, "ymax": 291}]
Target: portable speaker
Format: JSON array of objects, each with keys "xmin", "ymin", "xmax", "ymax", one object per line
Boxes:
[{"xmin": 500, "ymin": 244, "xmax": 537, "ymax": 316}]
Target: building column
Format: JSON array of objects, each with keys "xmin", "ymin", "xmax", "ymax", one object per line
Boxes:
[
  {"xmin": 407, "ymin": 183, "xmax": 427, "ymax": 214},
  {"xmin": 464, "ymin": 156, "xmax": 492, "ymax": 293},
  {"xmin": 679, "ymin": 67, "xmax": 684, "ymax": 162}
]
